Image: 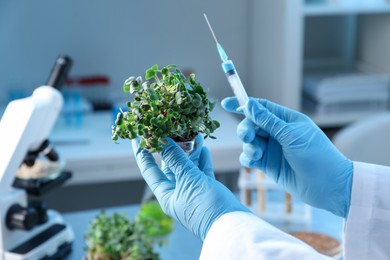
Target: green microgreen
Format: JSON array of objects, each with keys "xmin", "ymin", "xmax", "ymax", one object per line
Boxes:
[
  {"xmin": 112, "ymin": 64, "xmax": 220, "ymax": 152},
  {"xmin": 84, "ymin": 201, "xmax": 173, "ymax": 260}
]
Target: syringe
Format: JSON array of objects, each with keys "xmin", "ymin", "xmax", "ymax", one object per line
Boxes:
[{"xmin": 204, "ymin": 14, "xmax": 249, "ymax": 108}]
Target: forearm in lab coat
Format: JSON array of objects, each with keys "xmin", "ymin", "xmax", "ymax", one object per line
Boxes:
[
  {"xmin": 344, "ymin": 161, "xmax": 390, "ymax": 260},
  {"xmin": 200, "ymin": 211, "xmax": 332, "ymax": 259}
]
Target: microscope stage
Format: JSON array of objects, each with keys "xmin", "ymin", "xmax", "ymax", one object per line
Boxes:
[{"xmin": 13, "ymin": 171, "xmax": 72, "ymax": 196}]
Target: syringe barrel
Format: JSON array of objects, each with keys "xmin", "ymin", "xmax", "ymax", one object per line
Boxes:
[{"xmin": 221, "ymin": 60, "xmax": 249, "ymax": 107}]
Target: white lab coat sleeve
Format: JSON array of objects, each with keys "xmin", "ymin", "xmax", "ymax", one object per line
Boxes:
[
  {"xmin": 344, "ymin": 161, "xmax": 390, "ymax": 260},
  {"xmin": 200, "ymin": 211, "xmax": 331, "ymax": 260}
]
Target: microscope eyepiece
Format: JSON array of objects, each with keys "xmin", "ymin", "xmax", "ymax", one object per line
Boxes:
[{"xmin": 46, "ymin": 55, "xmax": 73, "ymax": 90}]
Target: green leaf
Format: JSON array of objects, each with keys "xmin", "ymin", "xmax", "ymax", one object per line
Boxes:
[
  {"xmin": 176, "ymin": 69, "xmax": 186, "ymax": 80},
  {"xmin": 175, "ymin": 91, "xmax": 182, "ymax": 105},
  {"xmin": 150, "ymin": 118, "xmax": 158, "ymax": 126},
  {"xmin": 126, "ymin": 124, "xmax": 133, "ymax": 132},
  {"xmin": 124, "ymin": 76, "xmax": 135, "ymax": 85},
  {"xmin": 145, "ymin": 64, "xmax": 159, "ymax": 80},
  {"xmin": 192, "ymin": 93, "xmax": 202, "ymax": 108},
  {"xmin": 140, "ymin": 138, "xmax": 146, "ymax": 148},
  {"xmin": 189, "ymin": 73, "xmax": 196, "ymax": 84},
  {"xmin": 145, "ymin": 69, "xmax": 156, "ymax": 80},
  {"xmin": 166, "ymin": 64, "xmax": 177, "ymax": 70},
  {"xmin": 141, "ymin": 104, "xmax": 151, "ymax": 111},
  {"xmin": 147, "ymin": 88, "xmax": 158, "ymax": 101},
  {"xmin": 136, "ymin": 76, "xmax": 143, "ymax": 85},
  {"xmin": 130, "ymin": 82, "xmax": 141, "ymax": 94},
  {"xmin": 209, "ymin": 101, "xmax": 216, "ymax": 111},
  {"xmin": 172, "ymin": 111, "xmax": 179, "ymax": 117},
  {"xmin": 129, "ymin": 130, "xmax": 137, "ymax": 139},
  {"xmin": 161, "ymin": 67, "xmax": 169, "ymax": 77},
  {"xmin": 182, "ymin": 107, "xmax": 191, "ymax": 114},
  {"xmin": 155, "ymin": 128, "xmax": 163, "ymax": 136},
  {"xmin": 142, "ymin": 81, "xmax": 149, "ymax": 89},
  {"xmin": 123, "ymin": 84, "xmax": 130, "ymax": 93}
]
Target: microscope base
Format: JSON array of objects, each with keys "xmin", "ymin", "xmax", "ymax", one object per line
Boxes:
[{"xmin": 2, "ymin": 211, "xmax": 74, "ymax": 260}]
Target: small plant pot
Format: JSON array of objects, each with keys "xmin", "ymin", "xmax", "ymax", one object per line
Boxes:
[{"xmin": 175, "ymin": 139, "xmax": 196, "ymax": 154}]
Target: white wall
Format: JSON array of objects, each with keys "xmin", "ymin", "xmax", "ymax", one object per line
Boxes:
[
  {"xmin": 250, "ymin": 0, "xmax": 303, "ymax": 110},
  {"xmin": 358, "ymin": 14, "xmax": 390, "ymax": 72},
  {"xmin": 0, "ymin": 0, "xmax": 250, "ymax": 106}
]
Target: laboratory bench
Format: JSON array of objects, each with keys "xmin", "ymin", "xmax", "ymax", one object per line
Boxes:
[{"xmin": 62, "ymin": 204, "xmax": 343, "ymax": 260}]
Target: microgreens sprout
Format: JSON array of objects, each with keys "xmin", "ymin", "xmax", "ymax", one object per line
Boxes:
[{"xmin": 112, "ymin": 64, "xmax": 220, "ymax": 152}]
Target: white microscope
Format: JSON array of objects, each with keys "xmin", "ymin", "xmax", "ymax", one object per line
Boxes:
[{"xmin": 0, "ymin": 55, "xmax": 74, "ymax": 259}]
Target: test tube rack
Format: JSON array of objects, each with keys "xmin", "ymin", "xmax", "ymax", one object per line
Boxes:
[{"xmin": 238, "ymin": 168, "xmax": 311, "ymax": 230}]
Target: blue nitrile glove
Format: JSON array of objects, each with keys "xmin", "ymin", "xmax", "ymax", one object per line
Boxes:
[
  {"xmin": 160, "ymin": 134, "xmax": 213, "ymax": 182},
  {"xmin": 132, "ymin": 134, "xmax": 249, "ymax": 241},
  {"xmin": 141, "ymin": 135, "xmax": 210, "ymax": 202},
  {"xmin": 221, "ymin": 97, "xmax": 353, "ymax": 218}
]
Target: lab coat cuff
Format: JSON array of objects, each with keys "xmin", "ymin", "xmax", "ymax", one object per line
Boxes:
[
  {"xmin": 344, "ymin": 161, "xmax": 390, "ymax": 259},
  {"xmin": 201, "ymin": 211, "xmax": 329, "ymax": 259}
]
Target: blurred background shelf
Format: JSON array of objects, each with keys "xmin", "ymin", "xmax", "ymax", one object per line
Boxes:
[
  {"xmin": 306, "ymin": 110, "xmax": 386, "ymax": 127},
  {"xmin": 304, "ymin": 1, "xmax": 390, "ymax": 16},
  {"xmin": 251, "ymin": 0, "xmax": 390, "ymax": 128}
]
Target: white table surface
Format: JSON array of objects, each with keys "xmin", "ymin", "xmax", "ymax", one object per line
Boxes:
[
  {"xmin": 50, "ymin": 104, "xmax": 242, "ymax": 186},
  {"xmin": 62, "ymin": 204, "xmax": 343, "ymax": 260}
]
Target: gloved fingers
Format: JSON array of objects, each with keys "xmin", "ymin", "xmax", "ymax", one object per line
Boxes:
[
  {"xmin": 223, "ymin": 96, "xmax": 301, "ymax": 124},
  {"xmin": 161, "ymin": 138, "xmax": 197, "ymax": 180},
  {"xmin": 237, "ymin": 118, "xmax": 269, "ymax": 143},
  {"xmin": 246, "ymin": 98, "xmax": 289, "ymax": 143},
  {"xmin": 237, "ymin": 118, "xmax": 255, "ymax": 143},
  {"xmin": 198, "ymin": 146, "xmax": 215, "ymax": 179},
  {"xmin": 242, "ymin": 136, "xmax": 283, "ymax": 181},
  {"xmin": 161, "ymin": 160, "xmax": 176, "ymax": 182},
  {"xmin": 256, "ymin": 98, "xmax": 304, "ymax": 122},
  {"xmin": 221, "ymin": 96, "xmax": 245, "ymax": 115},
  {"xmin": 132, "ymin": 139, "xmax": 174, "ymax": 198},
  {"xmin": 188, "ymin": 134, "xmax": 204, "ymax": 167},
  {"xmin": 161, "ymin": 134, "xmax": 204, "ymax": 181},
  {"xmin": 239, "ymin": 152, "xmax": 263, "ymax": 170},
  {"xmin": 242, "ymin": 137, "xmax": 266, "ymax": 161}
]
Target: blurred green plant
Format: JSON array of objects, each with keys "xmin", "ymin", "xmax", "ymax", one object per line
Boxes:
[
  {"xmin": 111, "ymin": 64, "xmax": 220, "ymax": 152},
  {"xmin": 137, "ymin": 201, "xmax": 173, "ymax": 238},
  {"xmin": 85, "ymin": 202, "xmax": 173, "ymax": 260}
]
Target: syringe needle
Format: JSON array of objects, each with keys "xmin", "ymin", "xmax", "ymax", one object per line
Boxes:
[
  {"xmin": 204, "ymin": 13, "xmax": 228, "ymax": 62},
  {"xmin": 203, "ymin": 14, "xmax": 249, "ymax": 109},
  {"xmin": 203, "ymin": 13, "xmax": 219, "ymax": 44}
]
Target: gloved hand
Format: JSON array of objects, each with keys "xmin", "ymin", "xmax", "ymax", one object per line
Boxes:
[
  {"xmin": 221, "ymin": 97, "xmax": 353, "ymax": 218},
  {"xmin": 132, "ymin": 134, "xmax": 249, "ymax": 241},
  {"xmin": 159, "ymin": 134, "xmax": 212, "ymax": 182}
]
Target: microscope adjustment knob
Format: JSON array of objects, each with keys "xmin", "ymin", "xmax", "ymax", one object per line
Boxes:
[
  {"xmin": 6, "ymin": 204, "xmax": 39, "ymax": 231},
  {"xmin": 29, "ymin": 200, "xmax": 48, "ymax": 224}
]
